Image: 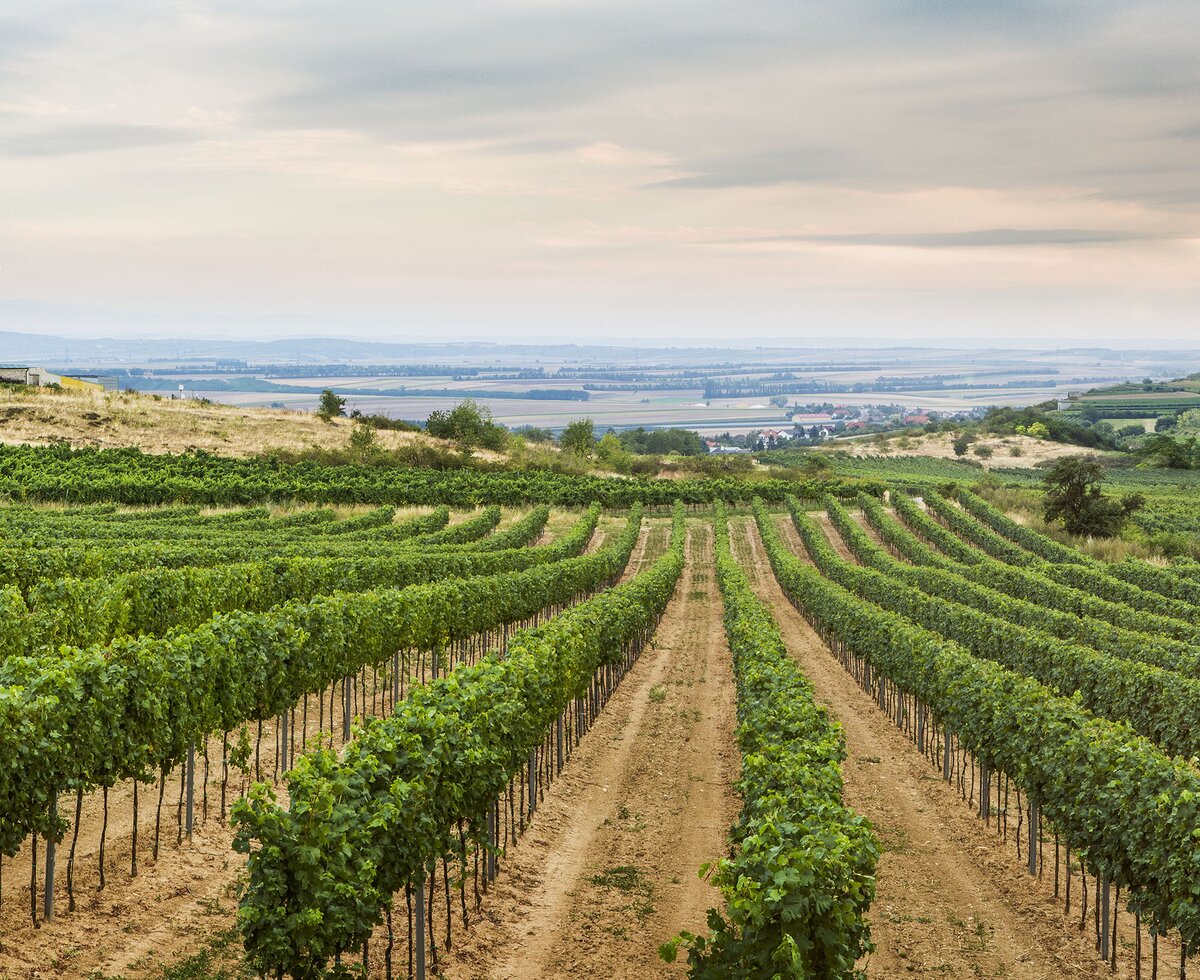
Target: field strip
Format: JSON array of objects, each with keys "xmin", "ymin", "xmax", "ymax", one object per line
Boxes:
[
  {"xmin": 437, "ymin": 523, "xmax": 741, "ymax": 980},
  {"xmin": 732, "ymin": 518, "xmax": 1115, "ymax": 979}
]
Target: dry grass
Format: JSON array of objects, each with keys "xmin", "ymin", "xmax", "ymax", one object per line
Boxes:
[
  {"xmin": 0, "ymin": 385, "xmax": 479, "ymax": 459},
  {"xmin": 840, "ymin": 431, "xmax": 1096, "ymax": 469}
]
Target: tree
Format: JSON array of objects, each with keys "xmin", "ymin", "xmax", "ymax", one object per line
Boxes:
[
  {"xmin": 596, "ymin": 432, "xmax": 632, "ymax": 473},
  {"xmin": 317, "ymin": 389, "xmax": 347, "ymax": 420},
  {"xmin": 951, "ymin": 433, "xmax": 974, "ymax": 456},
  {"xmin": 560, "ymin": 418, "xmax": 596, "ymax": 457},
  {"xmin": 425, "ymin": 399, "xmax": 508, "ymax": 452},
  {"xmin": 348, "ymin": 422, "xmax": 378, "ymax": 459},
  {"xmin": 1042, "ymin": 456, "xmax": 1143, "ymax": 537}
]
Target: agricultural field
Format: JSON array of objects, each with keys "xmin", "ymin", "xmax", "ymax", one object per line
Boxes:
[
  {"xmin": 0, "ymin": 440, "xmax": 1199, "ymax": 979},
  {"xmin": 33, "ymin": 344, "xmax": 1200, "ymax": 433}
]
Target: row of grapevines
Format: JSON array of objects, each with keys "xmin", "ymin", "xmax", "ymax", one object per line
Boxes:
[
  {"xmin": 0, "ymin": 442, "xmax": 879, "ymax": 506},
  {"xmin": 753, "ymin": 499, "xmax": 1200, "ymax": 953},
  {"xmin": 954, "ymin": 488, "xmax": 1089, "ymax": 565},
  {"xmin": 922, "ymin": 491, "xmax": 1040, "ymax": 567},
  {"xmin": 1106, "ymin": 559, "xmax": 1200, "ymax": 606},
  {"xmin": 663, "ymin": 504, "xmax": 878, "ymax": 978},
  {"xmin": 429, "ymin": 505, "xmax": 549, "ymax": 551},
  {"xmin": 848, "ymin": 497, "xmax": 1200, "ymax": 676},
  {"xmin": 810, "ymin": 497, "xmax": 1200, "ymax": 760},
  {"xmin": 0, "ymin": 506, "xmax": 635, "ymax": 856},
  {"xmin": 888, "ymin": 492, "xmax": 1200, "ymax": 644},
  {"xmin": 943, "ymin": 489, "xmax": 1199, "ymax": 623},
  {"xmin": 3, "ymin": 505, "xmax": 443, "ymax": 548},
  {"xmin": 4, "ymin": 507, "xmax": 599, "ymax": 656},
  {"xmin": 855, "ymin": 493, "xmax": 957, "ymax": 570},
  {"xmin": 0, "ymin": 510, "xmax": 505, "ymax": 593},
  {"xmin": 888, "ymin": 491, "xmax": 983, "ymax": 565},
  {"xmin": 231, "ymin": 505, "xmax": 686, "ymax": 977}
]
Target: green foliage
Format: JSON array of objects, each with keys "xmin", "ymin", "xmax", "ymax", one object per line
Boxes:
[
  {"xmin": 232, "ymin": 505, "xmax": 685, "ymax": 976},
  {"xmin": 510, "ymin": 425, "xmax": 555, "ymax": 443},
  {"xmin": 665, "ymin": 505, "xmax": 877, "ymax": 978},
  {"xmin": 0, "ymin": 506, "xmax": 607, "ymax": 854},
  {"xmin": 1137, "ymin": 433, "xmax": 1200, "ymax": 469},
  {"xmin": 616, "ymin": 427, "xmax": 707, "ymax": 456},
  {"xmin": 0, "ymin": 443, "xmax": 876, "ymax": 508},
  {"xmin": 560, "ymin": 418, "xmax": 596, "ymax": 457},
  {"xmin": 596, "ymin": 432, "xmax": 634, "ymax": 473},
  {"xmin": 424, "ymin": 399, "xmax": 509, "ymax": 452},
  {"xmin": 316, "ymin": 390, "xmax": 346, "ymax": 420},
  {"xmin": 985, "ymin": 406, "xmax": 1115, "ymax": 449},
  {"xmin": 754, "ymin": 498, "xmax": 1200, "ymax": 954},
  {"xmin": 1042, "ymin": 456, "xmax": 1143, "ymax": 537}
]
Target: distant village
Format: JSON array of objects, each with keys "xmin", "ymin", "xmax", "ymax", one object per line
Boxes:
[{"xmin": 703, "ymin": 402, "xmax": 987, "ymax": 454}]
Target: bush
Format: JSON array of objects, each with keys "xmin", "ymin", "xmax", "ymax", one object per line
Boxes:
[
  {"xmin": 425, "ymin": 399, "xmax": 509, "ymax": 452},
  {"xmin": 317, "ymin": 389, "xmax": 346, "ymax": 421}
]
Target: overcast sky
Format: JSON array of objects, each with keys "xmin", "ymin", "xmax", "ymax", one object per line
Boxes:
[{"xmin": 1, "ymin": 1, "xmax": 1198, "ymax": 346}]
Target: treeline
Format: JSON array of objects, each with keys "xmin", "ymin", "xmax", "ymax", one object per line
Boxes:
[
  {"xmin": 703, "ymin": 378, "xmax": 1057, "ymax": 399},
  {"xmin": 981, "ymin": 405, "xmax": 1120, "ymax": 450},
  {"xmin": 116, "ymin": 375, "xmax": 589, "ymax": 401}
]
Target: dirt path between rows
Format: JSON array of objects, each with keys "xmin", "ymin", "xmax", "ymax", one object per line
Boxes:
[
  {"xmin": 439, "ymin": 522, "xmax": 741, "ymax": 980},
  {"xmin": 732, "ymin": 517, "xmax": 1115, "ymax": 979},
  {"xmin": 812, "ymin": 510, "xmax": 861, "ymax": 564}
]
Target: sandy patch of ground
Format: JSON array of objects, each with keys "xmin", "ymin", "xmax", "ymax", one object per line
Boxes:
[{"xmin": 830, "ymin": 431, "xmax": 1098, "ymax": 468}]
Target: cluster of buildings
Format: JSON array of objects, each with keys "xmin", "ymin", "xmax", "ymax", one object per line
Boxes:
[{"xmin": 702, "ymin": 403, "xmax": 982, "ymax": 454}]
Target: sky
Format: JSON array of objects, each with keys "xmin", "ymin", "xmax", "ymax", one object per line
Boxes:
[{"xmin": 1, "ymin": 1, "xmax": 1198, "ymax": 347}]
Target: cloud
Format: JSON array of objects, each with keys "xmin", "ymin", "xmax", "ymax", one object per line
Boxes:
[
  {"xmin": 713, "ymin": 228, "xmax": 1171, "ymax": 249},
  {"xmin": 2, "ymin": 124, "xmax": 195, "ymax": 157},
  {"xmin": 0, "ymin": 1, "xmax": 1197, "ymax": 341}
]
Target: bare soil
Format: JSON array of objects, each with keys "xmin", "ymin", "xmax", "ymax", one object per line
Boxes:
[
  {"xmin": 731, "ymin": 517, "xmax": 1123, "ymax": 979},
  {"xmin": 436, "ymin": 523, "xmax": 742, "ymax": 980}
]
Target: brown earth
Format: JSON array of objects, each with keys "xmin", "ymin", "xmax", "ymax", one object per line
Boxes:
[
  {"xmin": 435, "ymin": 522, "xmax": 742, "ymax": 980},
  {"xmin": 730, "ymin": 516, "xmax": 1132, "ymax": 979}
]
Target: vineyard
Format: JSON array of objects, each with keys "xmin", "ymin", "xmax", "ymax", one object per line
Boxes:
[{"xmin": 0, "ymin": 445, "xmax": 1199, "ymax": 979}]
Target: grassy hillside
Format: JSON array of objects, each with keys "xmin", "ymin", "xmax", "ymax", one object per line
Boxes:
[{"xmin": 0, "ymin": 383, "xmax": 461, "ymax": 458}]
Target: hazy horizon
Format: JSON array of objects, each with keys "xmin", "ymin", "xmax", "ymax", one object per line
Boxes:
[{"xmin": 2, "ymin": 3, "xmax": 1198, "ymax": 345}]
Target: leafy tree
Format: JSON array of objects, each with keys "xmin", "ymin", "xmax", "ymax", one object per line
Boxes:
[
  {"xmin": 348, "ymin": 422, "xmax": 378, "ymax": 459},
  {"xmin": 596, "ymin": 432, "xmax": 633, "ymax": 473},
  {"xmin": 425, "ymin": 399, "xmax": 508, "ymax": 452},
  {"xmin": 317, "ymin": 389, "xmax": 346, "ymax": 420},
  {"xmin": 1026, "ymin": 421, "xmax": 1050, "ymax": 439},
  {"xmin": 1138, "ymin": 434, "xmax": 1199, "ymax": 469},
  {"xmin": 511, "ymin": 425, "xmax": 555, "ymax": 443},
  {"xmin": 1155, "ymin": 415, "xmax": 1178, "ymax": 432},
  {"xmin": 1175, "ymin": 409, "xmax": 1200, "ymax": 437},
  {"xmin": 617, "ymin": 426, "xmax": 706, "ymax": 456},
  {"xmin": 1042, "ymin": 456, "xmax": 1144, "ymax": 537},
  {"xmin": 560, "ymin": 418, "xmax": 596, "ymax": 457},
  {"xmin": 951, "ymin": 433, "xmax": 974, "ymax": 456}
]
